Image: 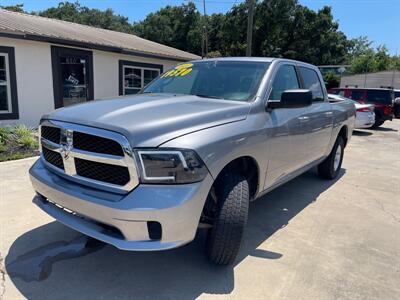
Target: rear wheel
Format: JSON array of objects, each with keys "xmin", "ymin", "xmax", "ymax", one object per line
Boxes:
[
  {"xmin": 318, "ymin": 136, "xmax": 344, "ymax": 180},
  {"xmin": 371, "ymin": 119, "xmax": 384, "ymax": 128},
  {"xmin": 205, "ymin": 173, "xmax": 249, "ymax": 265}
]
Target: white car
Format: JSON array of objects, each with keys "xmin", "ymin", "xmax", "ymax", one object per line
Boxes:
[{"xmin": 328, "ymin": 94, "xmax": 375, "ymax": 129}]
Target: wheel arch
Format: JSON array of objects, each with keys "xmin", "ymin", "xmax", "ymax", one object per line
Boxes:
[
  {"xmin": 212, "ymin": 155, "xmax": 260, "ymax": 200},
  {"xmin": 338, "ymin": 125, "xmax": 349, "ymax": 147}
]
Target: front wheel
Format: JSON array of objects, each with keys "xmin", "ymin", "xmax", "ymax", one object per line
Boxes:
[
  {"xmin": 205, "ymin": 173, "xmax": 249, "ymax": 265},
  {"xmin": 318, "ymin": 136, "xmax": 344, "ymax": 180}
]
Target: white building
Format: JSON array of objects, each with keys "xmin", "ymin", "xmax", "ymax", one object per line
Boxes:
[
  {"xmin": 0, "ymin": 9, "xmax": 199, "ymax": 125},
  {"xmin": 340, "ymin": 70, "xmax": 400, "ymax": 89}
]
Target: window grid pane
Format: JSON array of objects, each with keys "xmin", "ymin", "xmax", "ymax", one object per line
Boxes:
[
  {"xmin": 123, "ymin": 66, "xmax": 160, "ymax": 95},
  {"xmin": 0, "ymin": 54, "xmax": 10, "ymax": 112}
]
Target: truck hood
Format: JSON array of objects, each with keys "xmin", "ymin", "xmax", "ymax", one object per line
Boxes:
[{"xmin": 43, "ymin": 94, "xmax": 250, "ymax": 147}]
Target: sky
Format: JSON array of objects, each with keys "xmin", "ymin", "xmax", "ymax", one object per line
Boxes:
[{"xmin": 1, "ymin": 0, "xmax": 399, "ymax": 54}]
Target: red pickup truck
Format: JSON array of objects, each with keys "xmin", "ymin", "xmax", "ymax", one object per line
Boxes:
[{"xmin": 330, "ymin": 88, "xmax": 394, "ymax": 128}]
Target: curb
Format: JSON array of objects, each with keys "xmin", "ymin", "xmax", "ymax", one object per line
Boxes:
[{"xmin": 0, "ymin": 156, "xmax": 39, "ymax": 165}]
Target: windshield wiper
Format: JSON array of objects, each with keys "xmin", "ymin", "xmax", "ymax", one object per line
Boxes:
[{"xmin": 194, "ymin": 94, "xmax": 224, "ymax": 100}]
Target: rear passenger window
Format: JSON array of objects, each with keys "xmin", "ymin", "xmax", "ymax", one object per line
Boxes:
[
  {"xmin": 350, "ymin": 90, "xmax": 365, "ymax": 101},
  {"xmin": 268, "ymin": 65, "xmax": 299, "ymax": 100},
  {"xmin": 299, "ymin": 67, "xmax": 324, "ymax": 101}
]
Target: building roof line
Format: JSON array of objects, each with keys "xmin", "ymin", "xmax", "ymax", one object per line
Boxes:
[{"xmin": 0, "ymin": 9, "xmax": 200, "ymax": 62}]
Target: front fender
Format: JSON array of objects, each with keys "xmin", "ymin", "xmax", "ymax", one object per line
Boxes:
[{"xmin": 160, "ymin": 118, "xmax": 268, "ymax": 190}]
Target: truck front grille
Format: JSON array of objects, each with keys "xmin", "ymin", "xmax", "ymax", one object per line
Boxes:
[
  {"xmin": 75, "ymin": 158, "xmax": 130, "ymax": 186},
  {"xmin": 39, "ymin": 121, "xmax": 139, "ymax": 193},
  {"xmin": 42, "ymin": 147, "xmax": 64, "ymax": 170},
  {"xmin": 73, "ymin": 132, "xmax": 124, "ymax": 156},
  {"xmin": 41, "ymin": 126, "xmax": 61, "ymax": 144}
]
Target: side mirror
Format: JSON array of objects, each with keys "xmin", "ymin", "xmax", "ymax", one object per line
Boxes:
[{"xmin": 268, "ymin": 89, "xmax": 313, "ymax": 109}]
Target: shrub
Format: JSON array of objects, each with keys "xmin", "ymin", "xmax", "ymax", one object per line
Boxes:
[
  {"xmin": 0, "ymin": 126, "xmax": 11, "ymax": 144},
  {"xmin": 0, "ymin": 142, "xmax": 5, "ymax": 153},
  {"xmin": 19, "ymin": 135, "xmax": 39, "ymax": 149},
  {"xmin": 11, "ymin": 124, "xmax": 38, "ymax": 149}
]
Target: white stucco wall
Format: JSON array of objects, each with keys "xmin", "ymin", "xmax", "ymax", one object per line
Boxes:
[
  {"xmin": 0, "ymin": 37, "xmax": 183, "ymax": 126},
  {"xmin": 93, "ymin": 50, "xmax": 177, "ymax": 100},
  {"xmin": 0, "ymin": 37, "xmax": 54, "ymax": 126}
]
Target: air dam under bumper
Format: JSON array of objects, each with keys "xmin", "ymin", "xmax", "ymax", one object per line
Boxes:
[{"xmin": 30, "ymin": 159, "xmax": 213, "ymax": 251}]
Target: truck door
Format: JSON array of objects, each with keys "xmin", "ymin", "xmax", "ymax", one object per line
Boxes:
[
  {"xmin": 264, "ymin": 64, "xmax": 309, "ymax": 188},
  {"xmin": 298, "ymin": 66, "xmax": 333, "ymax": 163}
]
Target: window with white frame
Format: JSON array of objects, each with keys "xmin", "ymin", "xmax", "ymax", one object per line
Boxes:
[
  {"xmin": 0, "ymin": 53, "xmax": 12, "ymax": 113},
  {"xmin": 119, "ymin": 60, "xmax": 163, "ymax": 96},
  {"xmin": 0, "ymin": 46, "xmax": 18, "ymax": 120},
  {"xmin": 123, "ymin": 66, "xmax": 160, "ymax": 95}
]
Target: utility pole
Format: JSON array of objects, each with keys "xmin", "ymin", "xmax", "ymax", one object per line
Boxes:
[
  {"xmin": 246, "ymin": 0, "xmax": 255, "ymax": 56},
  {"xmin": 202, "ymin": 0, "xmax": 208, "ymax": 58}
]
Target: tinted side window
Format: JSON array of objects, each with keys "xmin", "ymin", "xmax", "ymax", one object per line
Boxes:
[
  {"xmin": 268, "ymin": 65, "xmax": 299, "ymax": 100},
  {"xmin": 366, "ymin": 90, "xmax": 392, "ymax": 104},
  {"xmin": 349, "ymin": 90, "xmax": 365, "ymax": 101},
  {"xmin": 299, "ymin": 67, "xmax": 324, "ymax": 101}
]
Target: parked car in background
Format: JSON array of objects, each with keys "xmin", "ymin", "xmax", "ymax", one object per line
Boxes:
[
  {"xmin": 30, "ymin": 58, "xmax": 355, "ymax": 265},
  {"xmin": 328, "ymin": 94, "xmax": 375, "ymax": 129},
  {"xmin": 394, "ymin": 90, "xmax": 400, "ymax": 119},
  {"xmin": 329, "ymin": 88, "xmax": 393, "ymax": 128}
]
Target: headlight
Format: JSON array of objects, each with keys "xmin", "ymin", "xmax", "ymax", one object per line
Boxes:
[{"xmin": 135, "ymin": 149, "xmax": 208, "ymax": 184}]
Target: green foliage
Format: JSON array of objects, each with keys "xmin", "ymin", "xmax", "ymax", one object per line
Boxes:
[
  {"xmin": 133, "ymin": 0, "xmax": 352, "ymax": 64},
  {"xmin": 12, "ymin": 125, "xmax": 38, "ymax": 148},
  {"xmin": 0, "ymin": 126, "xmax": 11, "ymax": 144},
  {"xmin": 0, "ymin": 3, "xmax": 25, "ymax": 13},
  {"xmin": 0, "ymin": 151, "xmax": 34, "ymax": 162},
  {"xmin": 349, "ymin": 45, "xmax": 398, "ymax": 74},
  {"xmin": 0, "ymin": 125, "xmax": 38, "ymax": 160},
  {"xmin": 35, "ymin": 1, "xmax": 134, "ymax": 33},
  {"xmin": 132, "ymin": 3, "xmax": 202, "ymax": 55},
  {"xmin": 347, "ymin": 36, "xmax": 373, "ymax": 58},
  {"xmin": 206, "ymin": 51, "xmax": 222, "ymax": 58},
  {"xmin": 3, "ymin": 1, "xmax": 398, "ymax": 70},
  {"xmin": 324, "ymin": 71, "xmax": 340, "ymax": 89}
]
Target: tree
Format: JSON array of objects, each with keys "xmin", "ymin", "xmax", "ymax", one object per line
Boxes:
[
  {"xmin": 349, "ymin": 44, "xmax": 396, "ymax": 74},
  {"xmin": 347, "ymin": 36, "xmax": 373, "ymax": 59},
  {"xmin": 374, "ymin": 46, "xmax": 391, "ymax": 71},
  {"xmin": 4, "ymin": 0, "xmax": 398, "ymax": 70},
  {"xmin": 324, "ymin": 71, "xmax": 340, "ymax": 89},
  {"xmin": 132, "ymin": 3, "xmax": 202, "ymax": 55},
  {"xmin": 37, "ymin": 1, "xmax": 134, "ymax": 34},
  {"xmin": 0, "ymin": 3, "xmax": 25, "ymax": 13}
]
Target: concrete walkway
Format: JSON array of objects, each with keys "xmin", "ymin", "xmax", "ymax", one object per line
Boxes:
[{"xmin": 1, "ymin": 121, "xmax": 399, "ymax": 300}]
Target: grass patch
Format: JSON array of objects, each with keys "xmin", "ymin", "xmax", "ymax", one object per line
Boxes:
[{"xmin": 0, "ymin": 125, "xmax": 39, "ymax": 162}]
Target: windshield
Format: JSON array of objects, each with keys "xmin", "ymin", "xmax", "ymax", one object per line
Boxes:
[{"xmin": 142, "ymin": 61, "xmax": 270, "ymax": 101}]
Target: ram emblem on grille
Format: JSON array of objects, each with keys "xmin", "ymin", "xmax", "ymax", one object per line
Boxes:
[{"xmin": 60, "ymin": 129, "xmax": 73, "ymax": 160}]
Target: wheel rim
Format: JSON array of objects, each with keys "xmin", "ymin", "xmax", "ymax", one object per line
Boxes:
[{"xmin": 334, "ymin": 145, "xmax": 342, "ymax": 171}]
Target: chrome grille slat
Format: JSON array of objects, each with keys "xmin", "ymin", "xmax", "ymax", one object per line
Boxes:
[{"xmin": 39, "ymin": 121, "xmax": 139, "ymax": 194}]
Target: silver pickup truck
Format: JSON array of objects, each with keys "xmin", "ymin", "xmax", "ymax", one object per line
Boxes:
[{"xmin": 30, "ymin": 58, "xmax": 355, "ymax": 265}]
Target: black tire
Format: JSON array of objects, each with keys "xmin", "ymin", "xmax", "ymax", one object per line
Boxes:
[
  {"xmin": 206, "ymin": 173, "xmax": 249, "ymax": 265},
  {"xmin": 371, "ymin": 119, "xmax": 384, "ymax": 128},
  {"xmin": 318, "ymin": 136, "xmax": 344, "ymax": 180}
]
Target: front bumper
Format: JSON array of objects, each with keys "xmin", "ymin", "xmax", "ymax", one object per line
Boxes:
[{"xmin": 30, "ymin": 159, "xmax": 213, "ymax": 251}]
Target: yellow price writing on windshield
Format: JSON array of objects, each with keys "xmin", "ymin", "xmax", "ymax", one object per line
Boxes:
[{"xmin": 161, "ymin": 63, "xmax": 193, "ymax": 78}]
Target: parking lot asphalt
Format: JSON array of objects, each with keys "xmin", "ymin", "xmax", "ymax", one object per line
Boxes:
[{"xmin": 1, "ymin": 120, "xmax": 399, "ymax": 300}]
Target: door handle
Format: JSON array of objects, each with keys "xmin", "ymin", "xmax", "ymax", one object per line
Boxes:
[
  {"xmin": 325, "ymin": 112, "xmax": 333, "ymax": 116},
  {"xmin": 298, "ymin": 116, "xmax": 310, "ymax": 123}
]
